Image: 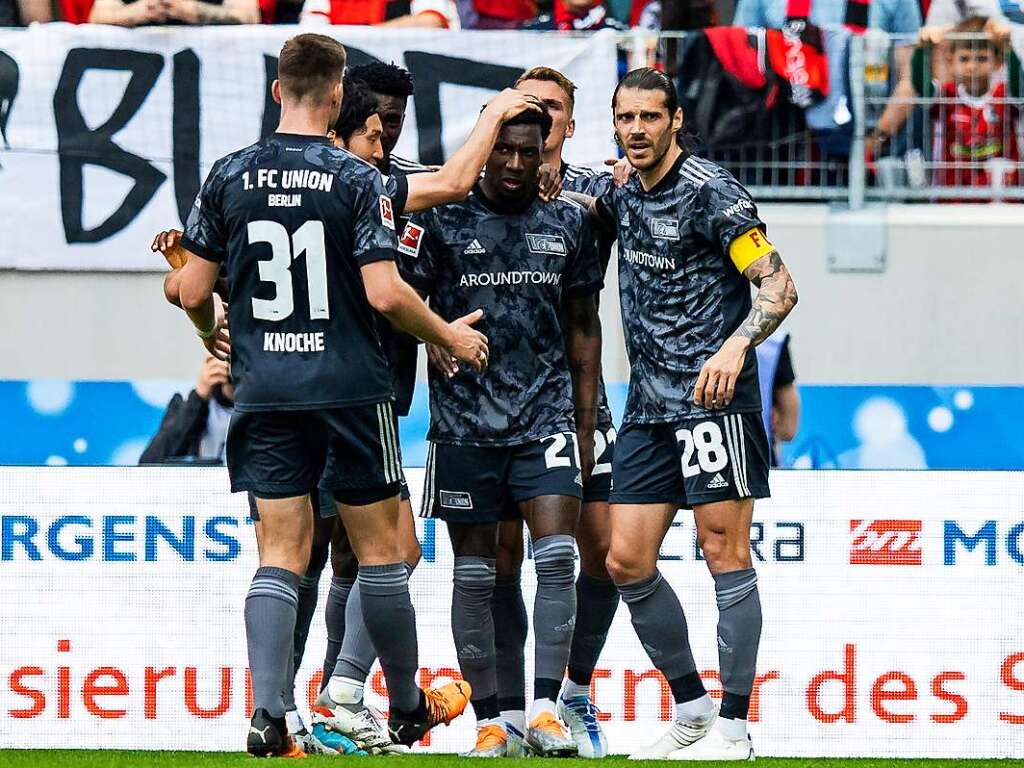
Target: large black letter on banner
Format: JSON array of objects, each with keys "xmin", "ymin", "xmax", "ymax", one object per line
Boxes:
[
  {"xmin": 172, "ymin": 49, "xmax": 200, "ymax": 227},
  {"xmin": 260, "ymin": 46, "xmax": 381, "ymax": 139},
  {"xmin": 404, "ymin": 53, "xmax": 522, "ymax": 165},
  {"xmin": 54, "ymin": 48, "xmax": 165, "ymax": 244}
]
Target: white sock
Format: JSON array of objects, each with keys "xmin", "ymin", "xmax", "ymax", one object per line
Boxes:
[
  {"xmin": 561, "ymin": 680, "xmax": 590, "ymax": 699},
  {"xmin": 327, "ymin": 675, "xmax": 364, "ymax": 705},
  {"xmin": 675, "ymin": 694, "xmax": 715, "ymax": 723},
  {"xmin": 285, "ymin": 709, "xmax": 304, "ymax": 735},
  {"xmin": 716, "ymin": 716, "xmax": 748, "ymax": 740},
  {"xmin": 501, "ymin": 709, "xmax": 526, "ymax": 733},
  {"xmin": 529, "ymin": 698, "xmax": 556, "ymax": 722},
  {"xmin": 478, "ymin": 715, "xmax": 506, "ymax": 730}
]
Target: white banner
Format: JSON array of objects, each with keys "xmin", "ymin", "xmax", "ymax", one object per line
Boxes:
[
  {"xmin": 0, "ymin": 25, "xmax": 617, "ymax": 271},
  {"xmin": 0, "ymin": 468, "xmax": 1022, "ymax": 757}
]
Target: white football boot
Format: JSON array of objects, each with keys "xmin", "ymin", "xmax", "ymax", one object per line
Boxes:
[
  {"xmin": 668, "ymin": 728, "xmax": 755, "ymax": 761},
  {"xmin": 627, "ymin": 712, "xmax": 717, "ymax": 760}
]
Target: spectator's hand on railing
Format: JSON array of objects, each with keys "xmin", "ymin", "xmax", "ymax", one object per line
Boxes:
[
  {"xmin": 918, "ymin": 25, "xmax": 951, "ymax": 46},
  {"xmin": 984, "ymin": 17, "xmax": 1011, "ymax": 48}
]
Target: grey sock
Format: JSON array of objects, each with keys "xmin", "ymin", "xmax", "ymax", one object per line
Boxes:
[
  {"xmin": 452, "ymin": 556, "xmax": 498, "ymax": 704},
  {"xmin": 491, "ymin": 574, "xmax": 528, "ymax": 712},
  {"xmin": 532, "ymin": 535, "xmax": 577, "ymax": 701},
  {"xmin": 356, "ymin": 562, "xmax": 420, "ymax": 713},
  {"xmin": 331, "ymin": 577, "xmax": 373, "ymax": 683},
  {"xmin": 567, "ymin": 571, "xmax": 619, "ymax": 686},
  {"xmin": 245, "ymin": 566, "xmax": 299, "ymax": 718},
  {"xmin": 617, "ymin": 570, "xmax": 697, "ymax": 681},
  {"xmin": 714, "ymin": 568, "xmax": 762, "ymax": 710},
  {"xmin": 321, "ymin": 576, "xmax": 355, "ymax": 690},
  {"xmin": 333, "ymin": 563, "xmax": 414, "ymax": 686}
]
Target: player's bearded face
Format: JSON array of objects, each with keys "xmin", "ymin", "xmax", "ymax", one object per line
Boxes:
[{"xmin": 613, "ymin": 88, "xmax": 683, "ymax": 171}]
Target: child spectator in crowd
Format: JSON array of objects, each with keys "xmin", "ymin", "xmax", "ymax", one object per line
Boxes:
[{"xmin": 930, "ymin": 16, "xmax": 1020, "ymax": 188}]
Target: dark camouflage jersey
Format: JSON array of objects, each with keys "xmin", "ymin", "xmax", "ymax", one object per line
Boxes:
[
  {"xmin": 181, "ymin": 134, "xmax": 398, "ymax": 412},
  {"xmin": 378, "ymin": 155, "xmax": 432, "ymax": 416},
  {"xmin": 595, "ymin": 152, "xmax": 764, "ymax": 424},
  {"xmin": 401, "ymin": 185, "xmax": 603, "ymax": 446},
  {"xmin": 562, "ymin": 163, "xmax": 615, "ymax": 431}
]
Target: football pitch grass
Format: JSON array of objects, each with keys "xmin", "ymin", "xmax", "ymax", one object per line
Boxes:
[{"xmin": 1, "ymin": 753, "xmax": 1017, "ymax": 767}]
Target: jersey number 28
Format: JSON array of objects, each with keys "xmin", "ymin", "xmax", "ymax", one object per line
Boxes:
[{"xmin": 248, "ymin": 220, "xmax": 329, "ymax": 321}]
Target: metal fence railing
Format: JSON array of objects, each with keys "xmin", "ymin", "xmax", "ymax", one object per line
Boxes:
[{"xmin": 617, "ymin": 29, "xmax": 1024, "ymax": 206}]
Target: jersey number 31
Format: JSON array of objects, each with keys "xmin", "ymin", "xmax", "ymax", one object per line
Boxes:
[{"xmin": 248, "ymin": 220, "xmax": 329, "ymax": 321}]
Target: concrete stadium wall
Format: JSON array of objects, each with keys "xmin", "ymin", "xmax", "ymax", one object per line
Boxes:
[{"xmin": 3, "ymin": 204, "xmax": 1022, "ymax": 384}]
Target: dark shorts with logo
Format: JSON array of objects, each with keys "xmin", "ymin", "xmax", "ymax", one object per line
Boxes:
[
  {"xmin": 229, "ymin": 402, "xmax": 402, "ymax": 510},
  {"xmin": 582, "ymin": 425, "xmax": 617, "ymax": 504},
  {"xmin": 420, "ymin": 432, "xmax": 583, "ymax": 523},
  {"xmin": 609, "ymin": 411, "xmax": 770, "ymax": 507}
]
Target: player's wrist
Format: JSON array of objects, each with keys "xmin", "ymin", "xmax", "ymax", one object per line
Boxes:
[{"xmin": 195, "ymin": 319, "xmax": 218, "ymax": 340}]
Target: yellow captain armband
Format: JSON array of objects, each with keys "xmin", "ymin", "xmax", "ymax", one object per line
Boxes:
[{"xmin": 729, "ymin": 227, "xmax": 775, "ymax": 273}]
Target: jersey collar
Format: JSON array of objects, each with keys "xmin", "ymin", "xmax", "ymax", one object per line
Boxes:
[
  {"xmin": 473, "ymin": 181, "xmax": 538, "ymax": 215},
  {"xmin": 638, "ymin": 148, "xmax": 689, "ymax": 196},
  {"xmin": 272, "ymin": 132, "xmax": 332, "ymax": 145}
]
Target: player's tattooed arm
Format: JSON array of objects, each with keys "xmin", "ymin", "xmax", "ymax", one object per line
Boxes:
[
  {"xmin": 732, "ymin": 250, "xmax": 798, "ymax": 346},
  {"xmin": 694, "ymin": 249, "xmax": 797, "ymax": 410},
  {"xmin": 562, "ymin": 294, "xmax": 602, "ymax": 482}
]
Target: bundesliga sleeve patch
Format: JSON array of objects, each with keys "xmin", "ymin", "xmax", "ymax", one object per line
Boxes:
[
  {"xmin": 398, "ymin": 222, "xmax": 425, "ymax": 257},
  {"xmin": 379, "ymin": 195, "xmax": 395, "ymax": 230},
  {"xmin": 729, "ymin": 227, "xmax": 774, "ymax": 273}
]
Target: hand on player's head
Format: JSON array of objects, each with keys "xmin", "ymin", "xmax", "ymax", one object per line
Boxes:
[{"xmin": 485, "ymin": 89, "xmax": 543, "ymax": 124}]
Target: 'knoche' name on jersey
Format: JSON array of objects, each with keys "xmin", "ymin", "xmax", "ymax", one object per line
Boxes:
[
  {"xmin": 596, "ymin": 152, "xmax": 764, "ymax": 424},
  {"xmin": 181, "ymin": 134, "xmax": 399, "ymax": 413},
  {"xmin": 401, "ymin": 186, "xmax": 603, "ymax": 446}
]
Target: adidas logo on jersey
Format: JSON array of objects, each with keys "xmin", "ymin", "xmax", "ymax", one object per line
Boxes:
[
  {"xmin": 463, "ymin": 239, "xmax": 486, "ymax": 255},
  {"xmin": 706, "ymin": 473, "xmax": 729, "ymax": 489}
]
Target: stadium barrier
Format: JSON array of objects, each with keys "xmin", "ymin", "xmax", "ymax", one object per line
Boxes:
[
  {"xmin": 3, "ymin": 25, "xmax": 1024, "ymax": 271},
  {"xmin": 1, "ymin": 467, "xmax": 1021, "ymax": 758}
]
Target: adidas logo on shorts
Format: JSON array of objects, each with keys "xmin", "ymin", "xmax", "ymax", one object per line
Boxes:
[
  {"xmin": 463, "ymin": 239, "xmax": 486, "ymax": 255},
  {"xmin": 706, "ymin": 472, "xmax": 729, "ymax": 490}
]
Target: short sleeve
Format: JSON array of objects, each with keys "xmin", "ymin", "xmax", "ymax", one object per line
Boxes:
[
  {"xmin": 696, "ymin": 174, "xmax": 769, "ymax": 268},
  {"xmin": 181, "ymin": 164, "xmax": 228, "ymax": 263},
  {"xmin": 385, "ymin": 173, "xmax": 410, "ymax": 220},
  {"xmin": 352, "ymin": 170, "xmax": 399, "ymax": 267},
  {"xmin": 564, "ymin": 213, "xmax": 604, "ymax": 298},
  {"xmin": 397, "ymin": 212, "xmax": 437, "ymax": 294}
]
